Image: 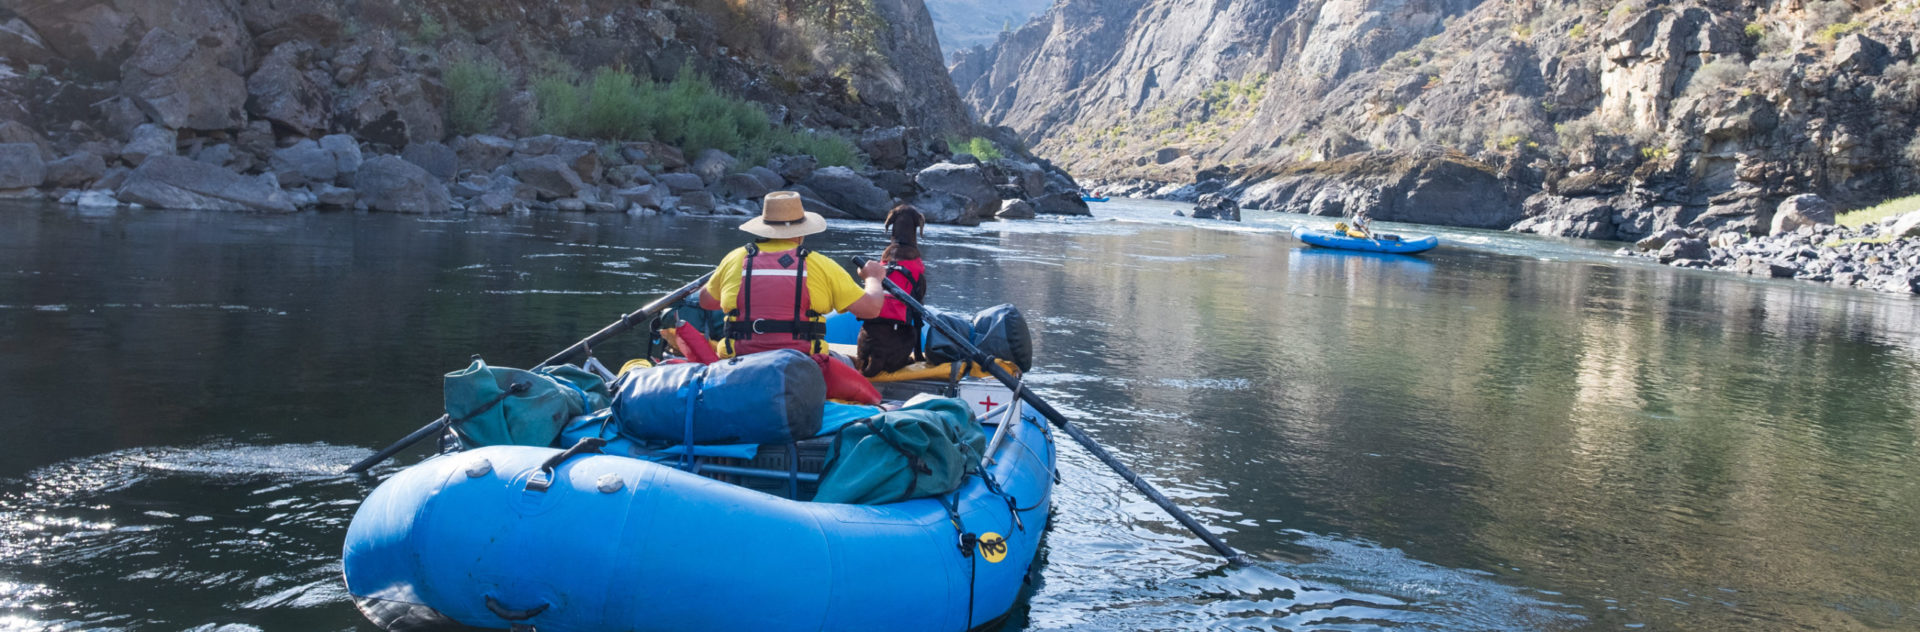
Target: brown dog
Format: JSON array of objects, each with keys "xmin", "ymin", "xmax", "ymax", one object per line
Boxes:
[{"xmin": 884, "ymin": 204, "xmax": 924, "ymax": 246}]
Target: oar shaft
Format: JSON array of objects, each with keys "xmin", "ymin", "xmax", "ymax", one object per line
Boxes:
[
  {"xmin": 858, "ymin": 260, "xmax": 1244, "ymax": 565},
  {"xmin": 346, "ymin": 272, "xmax": 715, "ymax": 475}
]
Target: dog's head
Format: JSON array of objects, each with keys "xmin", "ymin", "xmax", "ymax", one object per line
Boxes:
[{"xmin": 885, "ymin": 205, "xmax": 925, "ymax": 243}]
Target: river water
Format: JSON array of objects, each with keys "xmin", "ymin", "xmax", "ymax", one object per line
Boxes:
[{"xmin": 2, "ymin": 200, "xmax": 1917, "ymax": 631}]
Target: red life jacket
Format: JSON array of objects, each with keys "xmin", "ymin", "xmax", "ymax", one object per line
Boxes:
[
  {"xmin": 877, "ymin": 259, "xmax": 925, "ymax": 323},
  {"xmin": 724, "ymin": 244, "xmax": 827, "ymax": 355}
]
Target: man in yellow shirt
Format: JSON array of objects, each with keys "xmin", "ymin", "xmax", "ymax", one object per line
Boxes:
[{"xmin": 699, "ymin": 191, "xmax": 887, "ymax": 356}]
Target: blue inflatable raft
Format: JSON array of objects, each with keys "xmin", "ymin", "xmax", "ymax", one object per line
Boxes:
[
  {"xmin": 1292, "ymin": 225, "xmax": 1439, "ymax": 254},
  {"xmin": 344, "ymin": 372, "xmax": 1055, "ymax": 631},
  {"xmin": 1080, "ymin": 195, "xmax": 1109, "ymax": 202}
]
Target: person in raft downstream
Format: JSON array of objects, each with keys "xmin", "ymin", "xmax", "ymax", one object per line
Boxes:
[{"xmin": 699, "ymin": 191, "xmax": 888, "ymax": 357}]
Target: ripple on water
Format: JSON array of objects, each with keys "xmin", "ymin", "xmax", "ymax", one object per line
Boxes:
[{"xmin": 0, "ymin": 442, "xmax": 373, "ymax": 629}]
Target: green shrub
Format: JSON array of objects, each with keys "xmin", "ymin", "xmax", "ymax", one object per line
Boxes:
[
  {"xmin": 1569, "ymin": 23, "xmax": 1588, "ymax": 39},
  {"xmin": 532, "ymin": 65, "xmax": 865, "ymax": 167},
  {"xmin": 1743, "ymin": 22, "xmax": 1765, "ymax": 39},
  {"xmin": 416, "ymin": 14, "xmax": 445, "ymax": 43},
  {"xmin": 1816, "ymin": 21, "xmax": 1864, "ymax": 44},
  {"xmin": 946, "ymin": 136, "xmax": 1004, "ymax": 161},
  {"xmin": 445, "ymin": 58, "xmax": 509, "ymax": 136}
]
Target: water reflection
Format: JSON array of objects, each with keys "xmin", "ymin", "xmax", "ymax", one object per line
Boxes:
[{"xmin": 1, "ymin": 201, "xmax": 1917, "ymax": 630}]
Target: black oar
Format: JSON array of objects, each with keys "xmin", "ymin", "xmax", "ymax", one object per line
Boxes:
[
  {"xmin": 855, "ymin": 258, "xmax": 1248, "ymax": 566},
  {"xmin": 345, "ymin": 271, "xmax": 715, "ymax": 474}
]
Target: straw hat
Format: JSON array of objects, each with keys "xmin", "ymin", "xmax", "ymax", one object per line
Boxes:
[{"xmin": 740, "ymin": 191, "xmax": 827, "ymax": 239}]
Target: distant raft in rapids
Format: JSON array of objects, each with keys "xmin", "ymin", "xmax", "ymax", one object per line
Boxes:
[
  {"xmin": 342, "ymin": 311, "xmax": 1055, "ymax": 632},
  {"xmin": 1292, "ymin": 225, "xmax": 1440, "ymax": 254}
]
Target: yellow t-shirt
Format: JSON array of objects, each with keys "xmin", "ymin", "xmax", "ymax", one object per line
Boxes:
[{"xmin": 706, "ymin": 239, "xmax": 866, "ymax": 319}]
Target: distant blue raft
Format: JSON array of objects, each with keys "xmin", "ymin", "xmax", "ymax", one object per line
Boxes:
[
  {"xmin": 342, "ymin": 391, "xmax": 1054, "ymax": 632},
  {"xmin": 1292, "ymin": 225, "xmax": 1439, "ymax": 254},
  {"xmin": 1080, "ymin": 195, "xmax": 1109, "ymax": 202}
]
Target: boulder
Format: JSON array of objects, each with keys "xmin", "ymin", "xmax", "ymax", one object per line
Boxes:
[
  {"xmin": 74, "ymin": 190, "xmax": 122, "ymax": 209},
  {"xmin": 194, "ymin": 143, "xmax": 239, "ymax": 169},
  {"xmin": 913, "ymin": 162, "xmax": 998, "ymax": 223},
  {"xmin": 803, "ymin": 167, "xmax": 892, "ymax": 220},
  {"xmin": 996, "ymin": 199, "xmax": 1036, "ymax": 220},
  {"xmin": 115, "ymin": 155, "xmax": 296, "ymax": 212},
  {"xmin": 97, "ymin": 97, "xmax": 149, "ymax": 140},
  {"xmin": 1004, "ymin": 160, "xmax": 1048, "ymax": 198},
  {"xmin": 656, "ymin": 172, "xmax": 708, "ymax": 195},
  {"xmin": 314, "ymin": 184, "xmax": 356, "ymax": 208},
  {"xmin": 642, "ymin": 143, "xmax": 686, "ymax": 170},
  {"xmin": 767, "ymin": 154, "xmax": 817, "ymax": 183},
  {"xmin": 120, "ymin": 123, "xmax": 174, "ymax": 167},
  {"xmin": 1191, "ymin": 193, "xmax": 1241, "ymax": 221},
  {"xmin": 606, "ymin": 164, "xmax": 655, "ymax": 187},
  {"xmin": 402, "ymin": 141, "xmax": 459, "ymax": 180},
  {"xmin": 240, "ymin": 0, "xmax": 345, "ymax": 49},
  {"xmin": 692, "ymin": 149, "xmax": 737, "ymax": 184},
  {"xmin": 119, "ymin": 29, "xmax": 248, "ymax": 131},
  {"xmin": 455, "ymin": 135, "xmax": 515, "ymax": 174},
  {"xmin": 510, "ymin": 155, "xmax": 587, "ymax": 200},
  {"xmin": 910, "ymin": 191, "xmax": 983, "ymax": 226},
  {"xmin": 786, "ymin": 185, "xmax": 855, "ymax": 219},
  {"xmin": 269, "ymin": 139, "xmax": 336, "ymax": 187},
  {"xmin": 94, "ymin": 167, "xmax": 131, "ymax": 191},
  {"xmin": 866, "ymin": 169, "xmax": 919, "ymax": 200},
  {"xmin": 677, "ymin": 190, "xmax": 717, "ymax": 213},
  {"xmin": 717, "ymin": 173, "xmax": 771, "ymax": 200},
  {"xmin": 1658, "ymin": 238, "xmax": 1710, "ymax": 263},
  {"xmin": 0, "ymin": 144, "xmax": 47, "ymax": 189},
  {"xmin": 1887, "ymin": 211, "xmax": 1920, "ymax": 239},
  {"xmin": 1031, "ymin": 190, "xmax": 1092, "ymax": 216},
  {"xmin": 555, "ymin": 197, "xmax": 588, "ymax": 212},
  {"xmin": 318, "ymin": 134, "xmax": 363, "ymax": 178},
  {"xmin": 858, "ymin": 127, "xmax": 909, "ymax": 170},
  {"xmin": 950, "ymin": 153, "xmax": 979, "ymax": 165},
  {"xmin": 1635, "ymin": 227, "xmax": 1689, "ymax": 251},
  {"xmin": 746, "ymin": 166, "xmax": 785, "ymax": 190},
  {"xmin": 0, "ymin": 17, "xmax": 55, "ymax": 68},
  {"xmin": 1834, "ymin": 34, "xmax": 1891, "ymax": 74},
  {"xmin": 354, "ymin": 155, "xmax": 451, "ymax": 213},
  {"xmin": 1734, "ymin": 257, "xmax": 1799, "ymax": 278},
  {"xmin": 45, "ymin": 152, "xmax": 107, "ymax": 188},
  {"xmin": 340, "ymin": 73, "xmax": 443, "ymax": 148},
  {"xmin": 519, "ymin": 137, "xmax": 602, "ymax": 182},
  {"xmin": 471, "ymin": 191, "xmax": 520, "ymax": 214},
  {"xmin": 0, "ymin": 121, "xmax": 52, "ymax": 159},
  {"xmin": 614, "ymin": 184, "xmax": 667, "ymax": 210},
  {"xmin": 246, "ymin": 42, "xmax": 329, "ymax": 136},
  {"xmin": 1770, "ymin": 194, "xmax": 1836, "ymax": 235}
]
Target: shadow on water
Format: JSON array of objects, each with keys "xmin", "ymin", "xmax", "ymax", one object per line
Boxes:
[{"xmin": 3, "ymin": 200, "xmax": 1919, "ymax": 630}]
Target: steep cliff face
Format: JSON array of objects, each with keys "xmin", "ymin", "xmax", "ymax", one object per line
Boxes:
[
  {"xmin": 958, "ymin": 0, "xmax": 1920, "ymax": 240},
  {"xmin": 0, "ymin": 0, "xmax": 975, "ymax": 151}
]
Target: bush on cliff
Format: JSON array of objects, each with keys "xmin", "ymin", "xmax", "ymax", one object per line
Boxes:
[
  {"xmin": 947, "ymin": 136, "xmax": 1004, "ymax": 160},
  {"xmin": 445, "ymin": 58, "xmax": 509, "ymax": 136},
  {"xmin": 534, "ymin": 66, "xmax": 861, "ymax": 168}
]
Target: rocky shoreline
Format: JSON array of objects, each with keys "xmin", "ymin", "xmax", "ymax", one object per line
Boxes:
[
  {"xmin": 1620, "ymin": 194, "xmax": 1920, "ymax": 294},
  {"xmin": 9, "ymin": 126, "xmax": 1089, "ymax": 225},
  {"xmin": 1092, "ymin": 176, "xmax": 1920, "ymax": 295}
]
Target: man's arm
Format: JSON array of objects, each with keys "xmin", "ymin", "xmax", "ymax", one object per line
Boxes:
[
  {"xmin": 840, "ymin": 259, "xmax": 888, "ymax": 319},
  {"xmin": 699, "ymin": 287, "xmax": 720, "ymax": 311}
]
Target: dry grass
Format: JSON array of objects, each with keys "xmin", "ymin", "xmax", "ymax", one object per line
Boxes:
[{"xmin": 1837, "ymin": 194, "xmax": 1920, "ymax": 228}]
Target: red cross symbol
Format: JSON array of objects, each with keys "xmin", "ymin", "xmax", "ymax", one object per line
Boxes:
[{"xmin": 978, "ymin": 395, "xmax": 999, "ymax": 411}]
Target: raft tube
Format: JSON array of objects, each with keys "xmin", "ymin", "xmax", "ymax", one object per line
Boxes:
[
  {"xmin": 1292, "ymin": 226, "xmax": 1439, "ymax": 254},
  {"xmin": 343, "ymin": 400, "xmax": 1055, "ymax": 632},
  {"xmin": 1080, "ymin": 195, "xmax": 1110, "ymax": 202}
]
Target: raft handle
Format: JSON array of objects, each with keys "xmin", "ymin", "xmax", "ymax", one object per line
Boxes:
[
  {"xmin": 526, "ymin": 437, "xmax": 608, "ymax": 493},
  {"xmin": 485, "ymin": 595, "xmax": 550, "ymax": 622}
]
